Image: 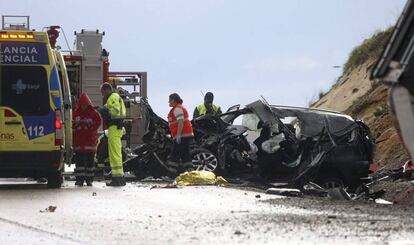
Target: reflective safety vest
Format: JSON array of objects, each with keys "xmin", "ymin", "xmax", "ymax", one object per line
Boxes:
[
  {"xmin": 106, "ymin": 92, "xmax": 126, "ymax": 119},
  {"xmin": 168, "ymin": 104, "xmax": 194, "ymax": 139},
  {"xmin": 197, "ymin": 103, "xmax": 220, "ymax": 116}
]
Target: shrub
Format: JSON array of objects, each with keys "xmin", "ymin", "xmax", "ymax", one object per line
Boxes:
[
  {"xmin": 343, "ymin": 27, "xmax": 393, "ymax": 74},
  {"xmin": 373, "ymin": 104, "xmax": 388, "ymax": 118}
]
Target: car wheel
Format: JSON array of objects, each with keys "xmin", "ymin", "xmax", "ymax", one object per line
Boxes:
[
  {"xmin": 47, "ymin": 171, "xmax": 63, "ymax": 188},
  {"xmin": 191, "ymin": 148, "xmax": 219, "ymax": 172},
  {"xmin": 320, "ymin": 177, "xmax": 344, "ymax": 189}
]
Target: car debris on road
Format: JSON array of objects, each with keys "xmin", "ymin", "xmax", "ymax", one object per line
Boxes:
[
  {"xmin": 265, "ymin": 188, "xmax": 303, "ymax": 197},
  {"xmin": 39, "ymin": 206, "xmax": 57, "ymax": 213}
]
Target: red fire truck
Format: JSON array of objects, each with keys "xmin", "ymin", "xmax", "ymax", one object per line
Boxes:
[{"xmin": 48, "ymin": 26, "xmax": 148, "ymax": 148}]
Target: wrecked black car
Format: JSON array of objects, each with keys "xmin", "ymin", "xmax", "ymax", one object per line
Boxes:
[
  {"xmin": 122, "ymin": 99, "xmax": 374, "ymax": 190},
  {"xmin": 123, "ymin": 100, "xmax": 218, "ymax": 178},
  {"xmin": 192, "ymin": 100, "xmax": 375, "ymax": 189}
]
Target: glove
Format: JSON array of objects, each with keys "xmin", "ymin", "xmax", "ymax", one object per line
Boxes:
[
  {"xmin": 175, "ymin": 135, "xmax": 182, "ymax": 144},
  {"xmin": 80, "ymin": 119, "xmax": 89, "ymax": 126},
  {"xmin": 96, "ymin": 106, "xmax": 111, "ymax": 122},
  {"xmin": 86, "ymin": 118, "xmax": 93, "ymax": 127},
  {"xmin": 74, "ymin": 116, "xmax": 81, "ymax": 127}
]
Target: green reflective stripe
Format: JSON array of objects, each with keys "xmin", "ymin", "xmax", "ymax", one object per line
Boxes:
[
  {"xmin": 111, "ymin": 165, "xmax": 123, "ymax": 170},
  {"xmin": 198, "ymin": 104, "xmax": 219, "ymax": 115}
]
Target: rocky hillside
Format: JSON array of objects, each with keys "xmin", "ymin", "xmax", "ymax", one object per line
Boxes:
[{"xmin": 312, "ymin": 29, "xmax": 410, "ymax": 169}]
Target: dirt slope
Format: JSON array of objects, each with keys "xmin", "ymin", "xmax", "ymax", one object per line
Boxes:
[
  {"xmin": 313, "ymin": 58, "xmax": 376, "ymax": 112},
  {"xmin": 312, "ymin": 52, "xmax": 409, "ymax": 169}
]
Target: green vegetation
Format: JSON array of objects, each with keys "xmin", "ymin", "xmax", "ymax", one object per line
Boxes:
[
  {"xmin": 373, "ymin": 104, "xmax": 388, "ymax": 118},
  {"xmin": 308, "ymin": 89, "xmax": 326, "ymax": 107},
  {"xmin": 318, "ymin": 90, "xmax": 325, "ymax": 100},
  {"xmin": 343, "ymin": 27, "xmax": 393, "ymax": 74}
]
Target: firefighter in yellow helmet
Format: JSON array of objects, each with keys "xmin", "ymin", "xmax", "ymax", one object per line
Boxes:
[{"xmin": 100, "ymin": 83, "xmax": 126, "ymax": 187}]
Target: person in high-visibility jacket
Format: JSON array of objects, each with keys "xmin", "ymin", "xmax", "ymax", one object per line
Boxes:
[
  {"xmin": 193, "ymin": 92, "xmax": 222, "ymax": 119},
  {"xmin": 73, "ymin": 92, "xmax": 102, "ymax": 187},
  {"xmin": 100, "ymin": 83, "xmax": 127, "ymax": 187},
  {"xmin": 166, "ymin": 93, "xmax": 194, "ymax": 172}
]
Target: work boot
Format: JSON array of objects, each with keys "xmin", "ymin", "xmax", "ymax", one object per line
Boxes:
[
  {"xmin": 86, "ymin": 177, "xmax": 93, "ymax": 186},
  {"xmin": 103, "ymin": 168, "xmax": 112, "ymax": 182},
  {"xmin": 106, "ymin": 177, "xmax": 126, "ymax": 187},
  {"xmin": 75, "ymin": 178, "xmax": 84, "ymax": 187},
  {"xmin": 119, "ymin": 177, "xmax": 126, "ymax": 186}
]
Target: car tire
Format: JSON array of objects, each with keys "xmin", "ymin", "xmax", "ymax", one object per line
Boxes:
[
  {"xmin": 319, "ymin": 177, "xmax": 344, "ymax": 189},
  {"xmin": 47, "ymin": 171, "xmax": 63, "ymax": 188},
  {"xmin": 191, "ymin": 148, "xmax": 221, "ymax": 173}
]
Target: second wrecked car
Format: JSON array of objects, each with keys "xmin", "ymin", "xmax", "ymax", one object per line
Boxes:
[{"xmin": 192, "ymin": 100, "xmax": 375, "ymax": 189}]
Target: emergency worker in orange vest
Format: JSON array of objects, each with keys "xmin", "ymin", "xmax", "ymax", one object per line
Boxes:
[{"xmin": 166, "ymin": 93, "xmax": 194, "ymax": 172}]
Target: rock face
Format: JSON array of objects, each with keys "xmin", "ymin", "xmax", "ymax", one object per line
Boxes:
[
  {"xmin": 312, "ymin": 58, "xmax": 410, "ymax": 169},
  {"xmin": 313, "ymin": 58, "xmax": 377, "ymax": 113}
]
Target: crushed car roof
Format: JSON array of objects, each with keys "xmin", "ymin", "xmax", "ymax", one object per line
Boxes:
[{"xmin": 271, "ymin": 105, "xmax": 357, "ymax": 138}]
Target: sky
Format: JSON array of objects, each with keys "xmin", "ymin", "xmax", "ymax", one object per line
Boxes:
[{"xmin": 0, "ymin": 0, "xmax": 408, "ymax": 117}]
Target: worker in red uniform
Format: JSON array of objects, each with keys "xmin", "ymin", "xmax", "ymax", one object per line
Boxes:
[
  {"xmin": 73, "ymin": 93, "xmax": 102, "ymax": 186},
  {"xmin": 46, "ymin": 26, "xmax": 59, "ymax": 49},
  {"xmin": 166, "ymin": 93, "xmax": 194, "ymax": 172}
]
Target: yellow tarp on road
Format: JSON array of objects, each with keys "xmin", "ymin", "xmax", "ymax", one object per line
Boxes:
[{"xmin": 174, "ymin": 171, "xmax": 228, "ymax": 187}]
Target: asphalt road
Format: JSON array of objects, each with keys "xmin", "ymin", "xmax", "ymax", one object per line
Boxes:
[{"xmin": 0, "ymin": 179, "xmax": 413, "ymax": 245}]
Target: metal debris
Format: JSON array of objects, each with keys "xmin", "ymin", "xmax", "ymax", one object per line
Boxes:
[
  {"xmin": 266, "ymin": 188, "xmax": 303, "ymax": 197},
  {"xmin": 40, "ymin": 206, "xmax": 57, "ymax": 213},
  {"xmin": 150, "ymin": 183, "xmax": 178, "ymax": 189},
  {"xmin": 328, "ymin": 188, "xmax": 352, "ymax": 201},
  {"xmin": 393, "ymin": 186, "xmax": 414, "ymax": 204}
]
